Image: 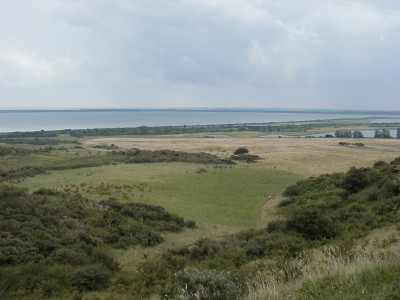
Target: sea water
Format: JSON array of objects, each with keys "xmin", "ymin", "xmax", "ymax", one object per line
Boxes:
[{"xmin": 0, "ymin": 110, "xmax": 399, "ymax": 133}]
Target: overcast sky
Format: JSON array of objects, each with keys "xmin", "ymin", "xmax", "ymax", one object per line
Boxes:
[{"xmin": 0, "ymin": 0, "xmax": 399, "ymax": 110}]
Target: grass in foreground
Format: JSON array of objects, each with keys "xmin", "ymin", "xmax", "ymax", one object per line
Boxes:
[{"xmin": 246, "ymin": 227, "xmax": 399, "ymax": 300}]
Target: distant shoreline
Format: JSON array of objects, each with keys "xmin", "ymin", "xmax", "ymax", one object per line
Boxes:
[
  {"xmin": 1, "ymin": 109, "xmax": 399, "ymax": 133},
  {"xmin": 1, "ymin": 108, "xmax": 399, "ymax": 115}
]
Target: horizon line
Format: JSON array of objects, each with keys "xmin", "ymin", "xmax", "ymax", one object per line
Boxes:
[{"xmin": 1, "ymin": 107, "xmax": 399, "ymax": 114}]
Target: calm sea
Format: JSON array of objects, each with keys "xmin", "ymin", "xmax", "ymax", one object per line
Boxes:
[{"xmin": 1, "ymin": 110, "xmax": 399, "ymax": 133}]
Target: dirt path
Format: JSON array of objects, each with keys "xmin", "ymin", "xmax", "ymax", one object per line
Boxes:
[{"xmin": 256, "ymin": 194, "xmax": 286, "ymax": 228}]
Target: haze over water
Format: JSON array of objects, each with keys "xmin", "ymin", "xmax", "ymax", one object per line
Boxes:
[{"xmin": 1, "ymin": 109, "xmax": 399, "ymax": 133}]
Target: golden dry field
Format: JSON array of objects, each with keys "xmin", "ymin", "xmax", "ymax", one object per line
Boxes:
[{"xmin": 84, "ymin": 136, "xmax": 400, "ymax": 176}]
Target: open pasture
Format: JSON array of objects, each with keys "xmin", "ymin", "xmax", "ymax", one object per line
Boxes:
[
  {"xmin": 17, "ymin": 162, "xmax": 300, "ymax": 229},
  {"xmin": 84, "ymin": 136, "xmax": 400, "ymax": 176},
  {"xmin": 16, "ymin": 135, "xmax": 399, "ymax": 234}
]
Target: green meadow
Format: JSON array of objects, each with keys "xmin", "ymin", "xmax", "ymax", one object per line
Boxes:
[{"xmin": 17, "ymin": 163, "xmax": 302, "ymax": 228}]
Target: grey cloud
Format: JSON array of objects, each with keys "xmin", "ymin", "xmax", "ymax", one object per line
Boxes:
[{"xmin": 0, "ymin": 0, "xmax": 399, "ymax": 109}]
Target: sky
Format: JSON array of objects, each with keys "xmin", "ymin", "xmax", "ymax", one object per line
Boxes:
[{"xmin": 0, "ymin": 0, "xmax": 399, "ymax": 110}]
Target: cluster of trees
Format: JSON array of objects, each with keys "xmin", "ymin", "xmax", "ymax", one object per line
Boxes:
[
  {"xmin": 334, "ymin": 130, "xmax": 364, "ymax": 138},
  {"xmin": 374, "ymin": 129, "xmax": 392, "ymax": 138},
  {"xmin": 335, "ymin": 128, "xmax": 398, "ymax": 139}
]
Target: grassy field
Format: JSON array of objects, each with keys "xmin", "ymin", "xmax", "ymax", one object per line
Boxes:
[
  {"xmin": 17, "ymin": 163, "xmax": 301, "ymax": 229},
  {"xmin": 84, "ymin": 136, "xmax": 400, "ymax": 176},
  {"xmin": 13, "ymin": 136, "xmax": 400, "ymax": 228},
  {"xmin": 14, "ymin": 135, "xmax": 399, "ymax": 250}
]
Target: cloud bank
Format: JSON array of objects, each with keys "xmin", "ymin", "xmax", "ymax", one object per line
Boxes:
[{"xmin": 0, "ymin": 0, "xmax": 399, "ymax": 110}]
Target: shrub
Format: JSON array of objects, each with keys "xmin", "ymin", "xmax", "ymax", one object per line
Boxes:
[
  {"xmin": 266, "ymin": 220, "xmax": 287, "ymax": 232},
  {"xmin": 185, "ymin": 220, "xmax": 196, "ymax": 228},
  {"xmin": 46, "ymin": 248, "xmax": 90, "ymax": 266},
  {"xmin": 230, "ymin": 154, "xmax": 261, "ymax": 163},
  {"xmin": 70, "ymin": 265, "xmax": 112, "ymax": 291},
  {"xmin": 373, "ymin": 160, "xmax": 387, "ymax": 167},
  {"xmin": 286, "ymin": 209, "xmax": 338, "ymax": 240},
  {"xmin": 244, "ymin": 235, "xmax": 274, "ymax": 257},
  {"xmin": 234, "ymin": 147, "xmax": 249, "ymax": 155},
  {"xmin": 340, "ymin": 167, "xmax": 370, "ymax": 194}
]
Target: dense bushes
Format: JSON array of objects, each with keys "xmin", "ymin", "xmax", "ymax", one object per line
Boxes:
[
  {"xmin": 1, "ymin": 138, "xmax": 81, "ymax": 145},
  {"xmin": 127, "ymin": 157, "xmax": 400, "ymax": 299},
  {"xmin": 0, "ymin": 146, "xmax": 52, "ymax": 157},
  {"xmin": 286, "ymin": 209, "xmax": 338, "ymax": 240},
  {"xmin": 281, "ymin": 157, "xmax": 400, "ymax": 239},
  {"xmin": 115, "ymin": 148, "xmax": 235, "ymax": 165},
  {"xmin": 1, "ymin": 154, "xmax": 398, "ymax": 299},
  {"xmin": 0, "ymin": 165, "xmax": 46, "ymax": 182},
  {"xmin": 0, "ymin": 184, "xmax": 194, "ymax": 298},
  {"xmin": 0, "ymin": 148, "xmax": 235, "ymax": 182},
  {"xmin": 230, "ymin": 153, "xmax": 261, "ymax": 163}
]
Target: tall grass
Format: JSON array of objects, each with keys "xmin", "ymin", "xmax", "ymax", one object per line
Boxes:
[{"xmin": 245, "ymin": 228, "xmax": 399, "ymax": 299}]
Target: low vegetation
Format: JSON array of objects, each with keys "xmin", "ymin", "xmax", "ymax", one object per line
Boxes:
[
  {"xmin": 0, "ymin": 148, "xmax": 234, "ymax": 183},
  {"xmin": 108, "ymin": 157, "xmax": 398, "ymax": 299},
  {"xmin": 0, "ymin": 185, "xmax": 194, "ymax": 298},
  {"xmin": 1, "ymin": 119, "xmax": 398, "ymax": 138},
  {"xmin": 114, "ymin": 148, "xmax": 235, "ymax": 165},
  {"xmin": 230, "ymin": 147, "xmax": 261, "ymax": 163},
  {"xmin": 0, "ymin": 121, "xmax": 398, "ymax": 299},
  {"xmin": 0, "ymin": 138, "xmax": 81, "ymax": 145},
  {"xmin": 2, "ymin": 157, "xmax": 396, "ymax": 298},
  {"xmin": 0, "ymin": 146, "xmax": 52, "ymax": 157}
]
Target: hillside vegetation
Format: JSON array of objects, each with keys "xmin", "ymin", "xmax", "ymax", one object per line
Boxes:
[
  {"xmin": 0, "ymin": 124, "xmax": 399, "ymax": 299},
  {"xmin": 123, "ymin": 157, "xmax": 399, "ymax": 299},
  {"xmin": 0, "ymin": 155, "xmax": 398, "ymax": 299},
  {"xmin": 0, "ymin": 185, "xmax": 195, "ymax": 298}
]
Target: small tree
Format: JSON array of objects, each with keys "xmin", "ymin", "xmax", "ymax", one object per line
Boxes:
[
  {"xmin": 375, "ymin": 129, "xmax": 392, "ymax": 138},
  {"xmin": 286, "ymin": 209, "xmax": 338, "ymax": 240},
  {"xmin": 335, "ymin": 130, "xmax": 352, "ymax": 138},
  {"xmin": 381, "ymin": 129, "xmax": 391, "ymax": 138},
  {"xmin": 352, "ymin": 130, "xmax": 363, "ymax": 138},
  {"xmin": 234, "ymin": 147, "xmax": 249, "ymax": 155}
]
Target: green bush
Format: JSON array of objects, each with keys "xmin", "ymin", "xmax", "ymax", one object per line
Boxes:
[
  {"xmin": 286, "ymin": 209, "xmax": 338, "ymax": 240},
  {"xmin": 266, "ymin": 220, "xmax": 287, "ymax": 232},
  {"xmin": 234, "ymin": 147, "xmax": 249, "ymax": 155},
  {"xmin": 0, "ymin": 165, "xmax": 46, "ymax": 181},
  {"xmin": 70, "ymin": 265, "xmax": 112, "ymax": 291}
]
